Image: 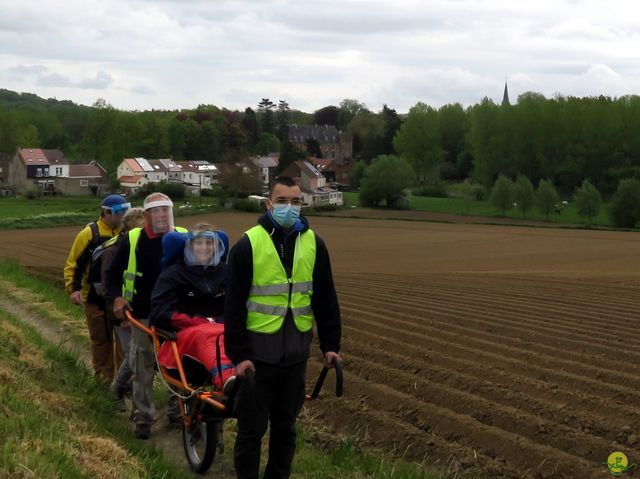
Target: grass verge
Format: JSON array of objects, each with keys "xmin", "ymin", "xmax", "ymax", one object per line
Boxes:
[
  {"xmin": 0, "ymin": 197, "xmax": 224, "ymax": 230},
  {"xmin": 0, "ymin": 308, "xmax": 184, "ymax": 479}
]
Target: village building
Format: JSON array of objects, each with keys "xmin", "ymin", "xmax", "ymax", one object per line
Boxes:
[
  {"xmin": 251, "ymin": 154, "xmax": 279, "ymax": 188},
  {"xmin": 279, "ymin": 160, "xmax": 343, "ymax": 207},
  {"xmin": 116, "ymin": 157, "xmax": 218, "ymax": 194},
  {"xmin": 288, "ymin": 125, "xmax": 353, "ymax": 162},
  {"xmin": 2, "ymin": 148, "xmax": 109, "ymax": 196}
]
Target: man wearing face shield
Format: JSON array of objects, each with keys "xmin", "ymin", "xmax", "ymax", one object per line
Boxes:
[
  {"xmin": 225, "ymin": 177, "xmax": 342, "ymax": 479},
  {"xmin": 104, "ymin": 192, "xmax": 187, "ymax": 440},
  {"xmin": 64, "ymin": 194, "xmax": 129, "ymax": 382}
]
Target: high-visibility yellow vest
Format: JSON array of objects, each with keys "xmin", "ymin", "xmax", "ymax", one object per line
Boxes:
[
  {"xmin": 122, "ymin": 226, "xmax": 188, "ymax": 301},
  {"xmin": 246, "ymin": 225, "xmax": 316, "ymax": 334}
]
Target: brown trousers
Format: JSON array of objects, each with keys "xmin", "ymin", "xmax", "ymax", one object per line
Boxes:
[{"xmin": 84, "ymin": 301, "xmax": 123, "ymax": 382}]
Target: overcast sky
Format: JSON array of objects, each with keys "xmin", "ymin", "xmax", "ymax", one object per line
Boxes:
[{"xmin": 1, "ymin": 0, "xmax": 639, "ymax": 113}]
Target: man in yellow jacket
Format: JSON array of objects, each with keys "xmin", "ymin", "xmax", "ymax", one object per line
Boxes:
[{"xmin": 64, "ymin": 194, "xmax": 130, "ymax": 382}]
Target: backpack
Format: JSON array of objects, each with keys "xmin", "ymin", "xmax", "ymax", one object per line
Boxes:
[
  {"xmin": 73, "ymin": 221, "xmax": 110, "ymax": 298},
  {"xmin": 89, "ymin": 233, "xmax": 119, "ymax": 298}
]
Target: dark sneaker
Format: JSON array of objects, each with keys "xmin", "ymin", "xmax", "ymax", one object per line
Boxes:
[{"xmin": 134, "ymin": 423, "xmax": 151, "ymax": 440}]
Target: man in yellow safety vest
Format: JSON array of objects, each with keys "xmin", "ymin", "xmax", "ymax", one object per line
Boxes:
[
  {"xmin": 104, "ymin": 192, "xmax": 187, "ymax": 440},
  {"xmin": 225, "ymin": 176, "xmax": 342, "ymax": 479}
]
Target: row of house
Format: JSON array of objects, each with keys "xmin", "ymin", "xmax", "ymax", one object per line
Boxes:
[
  {"xmin": 117, "ymin": 158, "xmax": 218, "ymax": 195},
  {"xmin": 0, "ymin": 122, "xmax": 351, "ymax": 204},
  {"xmin": 117, "ymin": 153, "xmax": 346, "ymax": 207},
  {"xmin": 0, "ymin": 148, "xmax": 110, "ymax": 196}
]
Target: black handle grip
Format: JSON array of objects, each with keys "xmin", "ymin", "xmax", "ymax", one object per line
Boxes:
[
  {"xmin": 154, "ymin": 328, "xmax": 177, "ymax": 341},
  {"xmin": 310, "ymin": 357, "xmax": 343, "ymax": 399}
]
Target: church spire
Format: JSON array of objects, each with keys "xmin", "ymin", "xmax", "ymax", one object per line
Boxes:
[{"xmin": 502, "ymin": 79, "xmax": 510, "ymax": 106}]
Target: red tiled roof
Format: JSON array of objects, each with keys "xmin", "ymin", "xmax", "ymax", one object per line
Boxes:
[
  {"xmin": 313, "ymin": 158, "xmax": 335, "ymax": 170},
  {"xmin": 124, "ymin": 158, "xmax": 144, "ymax": 173},
  {"xmin": 118, "ymin": 175, "xmax": 145, "ymax": 184},
  {"xmin": 19, "ymin": 148, "xmax": 49, "ymax": 166},
  {"xmin": 69, "ymin": 164, "xmax": 104, "ymax": 178},
  {"xmin": 43, "ymin": 149, "xmax": 67, "ymax": 165}
]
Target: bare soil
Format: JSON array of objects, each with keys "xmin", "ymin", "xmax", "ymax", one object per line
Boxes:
[{"xmin": 2, "ymin": 211, "xmax": 640, "ymax": 478}]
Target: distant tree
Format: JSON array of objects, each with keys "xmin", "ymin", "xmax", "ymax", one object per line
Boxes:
[
  {"xmin": 188, "ymin": 120, "xmax": 221, "ymax": 163},
  {"xmin": 348, "ymin": 113, "xmax": 385, "ymax": 162},
  {"xmin": 438, "ymin": 103, "xmax": 468, "ymax": 180},
  {"xmin": 313, "ymin": 105, "xmax": 339, "ymax": 127},
  {"xmin": 253, "ymin": 132, "xmax": 280, "ymax": 156},
  {"xmin": 136, "ymin": 180, "xmax": 186, "ymax": 201},
  {"xmin": 514, "ymin": 174, "xmax": 535, "ymax": 217},
  {"xmin": 222, "ymin": 121, "xmax": 248, "ymax": 152},
  {"xmin": 338, "ymin": 99, "xmax": 370, "ymax": 130},
  {"xmin": 490, "ymin": 174, "xmax": 514, "ymax": 216},
  {"xmin": 609, "ymin": 178, "xmax": 640, "ymax": 228},
  {"xmin": 257, "ymin": 98, "xmax": 276, "ymax": 134},
  {"xmin": 379, "ymin": 104, "xmax": 403, "ymax": 155},
  {"xmin": 276, "ymin": 140, "xmax": 307, "ymax": 175},
  {"xmin": 458, "ymin": 179, "xmax": 477, "ymax": 215},
  {"xmin": 349, "ymin": 160, "xmax": 367, "ymax": 189},
  {"xmin": 536, "ymin": 179, "xmax": 559, "ymax": 220},
  {"xmin": 18, "ymin": 124, "xmax": 40, "ymax": 148},
  {"xmin": 359, "ymin": 155, "xmax": 415, "ymax": 208},
  {"xmin": 394, "ymin": 102, "xmax": 443, "ymax": 185},
  {"xmin": 276, "ymin": 100, "xmax": 290, "ymax": 141},
  {"xmin": 219, "ymin": 162, "xmax": 263, "ymax": 198},
  {"xmin": 242, "ymin": 107, "xmax": 259, "ymax": 147},
  {"xmin": 80, "ymin": 98, "xmax": 118, "ymax": 171},
  {"xmin": 573, "ymin": 179, "xmax": 601, "ymax": 225},
  {"xmin": 305, "ymin": 138, "xmax": 322, "ymax": 158}
]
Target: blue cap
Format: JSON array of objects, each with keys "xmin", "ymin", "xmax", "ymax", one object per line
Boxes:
[{"xmin": 102, "ymin": 194, "xmax": 127, "ymax": 209}]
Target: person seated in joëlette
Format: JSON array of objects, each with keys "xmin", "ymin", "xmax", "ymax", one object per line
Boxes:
[{"xmin": 150, "ymin": 222, "xmax": 235, "ymax": 392}]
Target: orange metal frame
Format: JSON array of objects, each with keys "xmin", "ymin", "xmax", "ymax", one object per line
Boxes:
[{"xmin": 124, "ymin": 310, "xmax": 227, "ymax": 412}]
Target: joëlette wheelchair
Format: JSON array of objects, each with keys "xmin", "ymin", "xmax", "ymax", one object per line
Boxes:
[{"xmin": 125, "ymin": 310, "xmax": 343, "ymax": 475}]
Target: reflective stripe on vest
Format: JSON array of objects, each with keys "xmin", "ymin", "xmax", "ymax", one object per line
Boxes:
[
  {"xmin": 122, "ymin": 226, "xmax": 188, "ymax": 302},
  {"xmin": 245, "ymin": 225, "xmax": 316, "ymax": 334}
]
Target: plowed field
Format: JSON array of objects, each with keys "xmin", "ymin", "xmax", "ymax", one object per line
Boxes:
[{"xmin": 2, "ymin": 211, "xmax": 639, "ymax": 478}]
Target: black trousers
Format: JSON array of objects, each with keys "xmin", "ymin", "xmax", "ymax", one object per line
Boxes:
[{"xmin": 234, "ymin": 360, "xmax": 307, "ymax": 479}]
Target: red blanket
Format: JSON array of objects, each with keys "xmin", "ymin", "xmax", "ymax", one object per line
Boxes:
[{"xmin": 157, "ymin": 322, "xmax": 234, "ymax": 389}]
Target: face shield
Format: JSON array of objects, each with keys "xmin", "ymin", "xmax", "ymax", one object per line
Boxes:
[
  {"xmin": 184, "ymin": 231, "xmax": 226, "ymax": 267},
  {"xmin": 109, "ymin": 202, "xmax": 131, "ymax": 216},
  {"xmin": 144, "ymin": 199, "xmax": 174, "ymax": 234}
]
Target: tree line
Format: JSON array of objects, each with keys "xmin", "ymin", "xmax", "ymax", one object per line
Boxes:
[{"xmin": 3, "ymin": 88, "xmax": 640, "ymax": 205}]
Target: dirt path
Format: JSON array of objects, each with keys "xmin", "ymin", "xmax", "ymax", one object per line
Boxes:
[{"xmin": 0, "ymin": 294, "xmax": 235, "ymax": 478}]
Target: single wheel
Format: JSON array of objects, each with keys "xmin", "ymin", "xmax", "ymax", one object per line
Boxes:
[{"xmin": 183, "ymin": 417, "xmax": 218, "ymax": 474}]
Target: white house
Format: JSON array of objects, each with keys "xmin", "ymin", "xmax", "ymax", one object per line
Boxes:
[{"xmin": 116, "ymin": 157, "xmax": 216, "ymax": 191}]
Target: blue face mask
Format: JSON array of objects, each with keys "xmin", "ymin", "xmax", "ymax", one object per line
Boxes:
[{"xmin": 271, "ymin": 204, "xmax": 301, "ymax": 228}]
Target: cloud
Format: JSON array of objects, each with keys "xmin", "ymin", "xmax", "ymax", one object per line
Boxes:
[
  {"xmin": 128, "ymin": 83, "xmax": 155, "ymax": 95},
  {"xmin": 9, "ymin": 64, "xmax": 48, "ymax": 75},
  {"xmin": 77, "ymin": 71, "xmax": 113, "ymax": 89},
  {"xmin": 37, "ymin": 72, "xmax": 73, "ymax": 87},
  {"xmin": 12, "ymin": 65, "xmax": 114, "ymax": 90},
  {"xmin": 2, "ymin": 0, "xmax": 640, "ymax": 111}
]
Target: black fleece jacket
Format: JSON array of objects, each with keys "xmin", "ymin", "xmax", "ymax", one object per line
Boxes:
[
  {"xmin": 224, "ymin": 212, "xmax": 341, "ymax": 365},
  {"xmin": 150, "ymin": 260, "xmax": 226, "ymax": 332}
]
